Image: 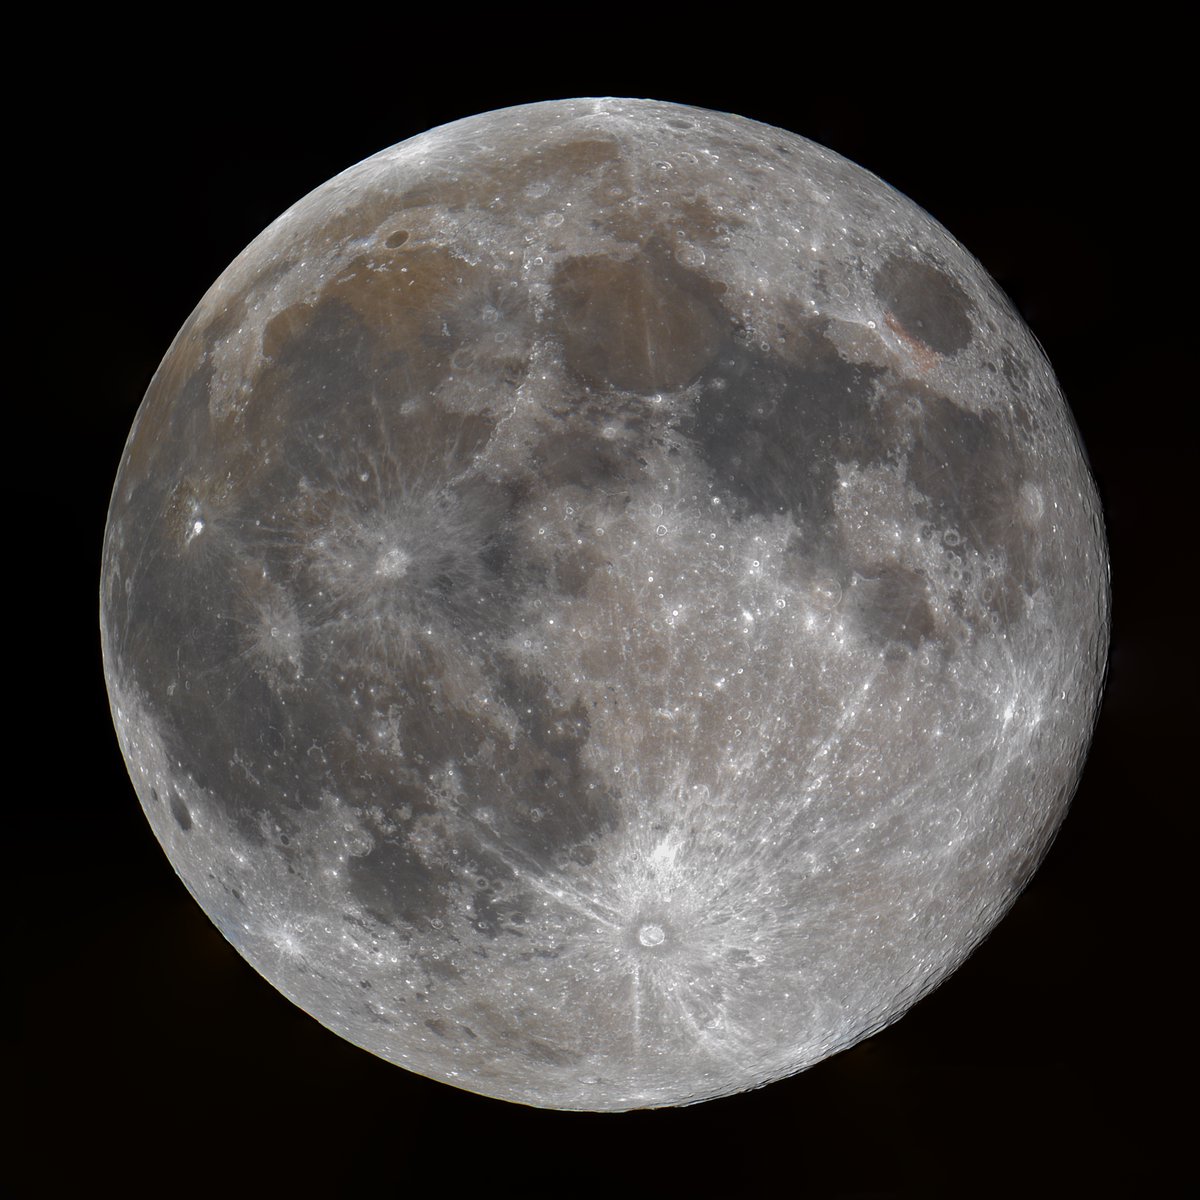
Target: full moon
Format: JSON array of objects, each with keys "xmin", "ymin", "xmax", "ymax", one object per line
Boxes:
[{"xmin": 100, "ymin": 98, "xmax": 1109, "ymax": 1110}]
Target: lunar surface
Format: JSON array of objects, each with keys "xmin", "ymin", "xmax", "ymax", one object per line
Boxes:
[{"xmin": 100, "ymin": 98, "xmax": 1110, "ymax": 1110}]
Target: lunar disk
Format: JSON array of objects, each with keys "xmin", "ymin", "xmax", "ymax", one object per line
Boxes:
[{"xmin": 101, "ymin": 98, "xmax": 1109, "ymax": 1110}]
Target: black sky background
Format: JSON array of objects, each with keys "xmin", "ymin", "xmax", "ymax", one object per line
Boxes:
[{"xmin": 17, "ymin": 27, "xmax": 1178, "ymax": 1197}]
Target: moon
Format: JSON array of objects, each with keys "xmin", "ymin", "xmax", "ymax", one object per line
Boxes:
[{"xmin": 100, "ymin": 97, "xmax": 1109, "ymax": 1111}]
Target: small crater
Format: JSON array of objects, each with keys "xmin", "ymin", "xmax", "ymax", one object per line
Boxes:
[
  {"xmin": 169, "ymin": 794, "xmax": 192, "ymax": 831},
  {"xmin": 638, "ymin": 923, "xmax": 666, "ymax": 947},
  {"xmin": 1019, "ymin": 481, "xmax": 1044, "ymax": 523},
  {"xmin": 375, "ymin": 547, "xmax": 410, "ymax": 578},
  {"xmin": 810, "ymin": 577, "xmax": 843, "ymax": 611},
  {"xmin": 385, "ymin": 230, "xmax": 410, "ymax": 248}
]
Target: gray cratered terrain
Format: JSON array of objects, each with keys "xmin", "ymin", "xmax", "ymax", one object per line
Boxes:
[{"xmin": 100, "ymin": 98, "xmax": 1110, "ymax": 1110}]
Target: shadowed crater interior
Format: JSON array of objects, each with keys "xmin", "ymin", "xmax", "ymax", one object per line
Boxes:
[{"xmin": 873, "ymin": 254, "xmax": 974, "ymax": 355}]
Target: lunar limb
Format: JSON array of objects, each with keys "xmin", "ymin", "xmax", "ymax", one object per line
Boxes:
[{"xmin": 101, "ymin": 99, "xmax": 1109, "ymax": 1110}]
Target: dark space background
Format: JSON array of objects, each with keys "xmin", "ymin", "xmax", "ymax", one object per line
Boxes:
[{"xmin": 16, "ymin": 26, "xmax": 1177, "ymax": 1197}]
